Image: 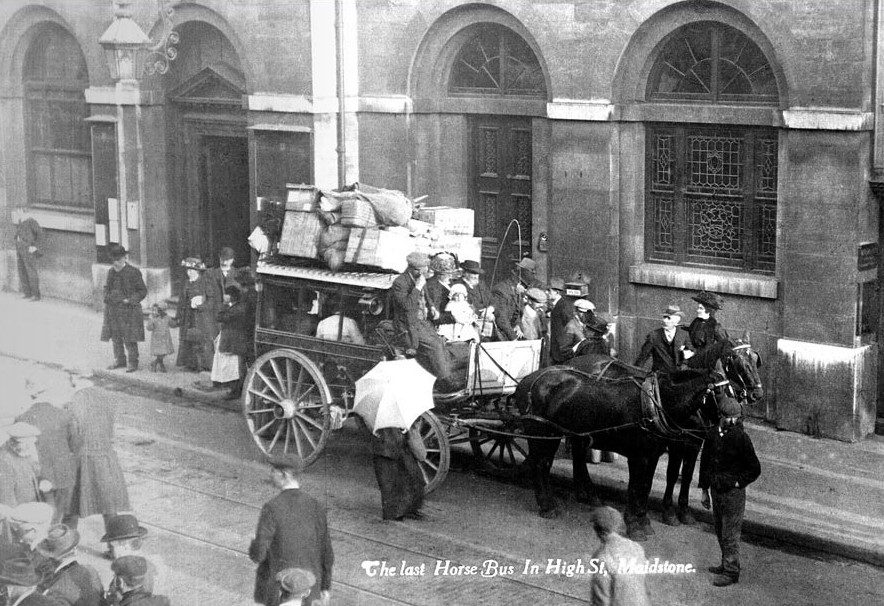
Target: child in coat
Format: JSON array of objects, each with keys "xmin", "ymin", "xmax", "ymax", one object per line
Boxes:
[{"xmin": 146, "ymin": 302, "xmax": 174, "ymax": 372}]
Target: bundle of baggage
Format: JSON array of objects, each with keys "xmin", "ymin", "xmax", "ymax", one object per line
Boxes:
[{"xmin": 278, "ymin": 182, "xmax": 481, "ymax": 272}]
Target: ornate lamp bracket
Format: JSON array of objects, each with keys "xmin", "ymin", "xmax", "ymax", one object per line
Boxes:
[{"xmin": 142, "ymin": 0, "xmax": 179, "ymax": 76}]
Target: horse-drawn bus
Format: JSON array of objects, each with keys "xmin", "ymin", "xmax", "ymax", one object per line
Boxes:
[{"xmin": 242, "ymin": 255, "xmax": 763, "ymax": 539}]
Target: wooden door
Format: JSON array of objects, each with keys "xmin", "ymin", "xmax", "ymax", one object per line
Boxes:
[
  {"xmin": 470, "ymin": 116, "xmax": 533, "ymax": 279},
  {"xmin": 199, "ymin": 135, "xmax": 251, "ymax": 263}
]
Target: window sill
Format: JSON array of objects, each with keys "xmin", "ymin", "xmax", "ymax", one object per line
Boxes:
[
  {"xmin": 628, "ymin": 263, "xmax": 778, "ymax": 299},
  {"xmin": 12, "ymin": 207, "xmax": 94, "ymax": 234}
]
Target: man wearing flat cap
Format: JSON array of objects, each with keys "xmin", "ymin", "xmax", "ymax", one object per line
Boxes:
[
  {"xmin": 250, "ymin": 456, "xmax": 333, "ymax": 606},
  {"xmin": 491, "ymin": 257, "xmax": 540, "ymax": 340},
  {"xmin": 519, "ymin": 287, "xmax": 548, "ymax": 340},
  {"xmin": 699, "ymin": 395, "xmax": 760, "ymax": 587},
  {"xmin": 633, "ymin": 305, "xmax": 695, "ymax": 372},
  {"xmin": 276, "ymin": 567, "xmax": 315, "ymax": 606},
  {"xmin": 102, "ymin": 514, "xmax": 165, "ymax": 594},
  {"xmin": 589, "ymin": 506, "xmax": 651, "ymax": 606},
  {"xmin": 107, "ymin": 555, "xmax": 171, "ymax": 606},
  {"xmin": 0, "ymin": 557, "xmax": 55, "ymax": 605},
  {"xmin": 36, "ymin": 524, "xmax": 103, "ymax": 606},
  {"xmin": 687, "ymin": 291, "xmax": 730, "ymax": 368},
  {"xmin": 390, "ymin": 252, "xmax": 453, "ymax": 381},
  {"xmin": 100, "ymin": 244, "xmax": 147, "ymax": 373}
]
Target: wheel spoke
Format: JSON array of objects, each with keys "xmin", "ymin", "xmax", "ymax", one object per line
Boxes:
[
  {"xmin": 294, "ymin": 411, "xmax": 325, "ymax": 431},
  {"xmin": 283, "ymin": 421, "xmax": 292, "ymax": 454},
  {"xmin": 255, "ymin": 368, "xmax": 284, "ymax": 402},
  {"xmin": 269, "ymin": 359, "xmax": 287, "ymax": 397},
  {"xmin": 255, "ymin": 418, "xmax": 277, "ymax": 435},
  {"xmin": 267, "ymin": 422, "xmax": 285, "ymax": 452},
  {"xmin": 295, "ymin": 384, "xmax": 317, "ymax": 403},
  {"xmin": 293, "ymin": 417, "xmax": 319, "ymax": 450},
  {"xmin": 247, "ymin": 408, "xmax": 275, "ymax": 415},
  {"xmin": 293, "ymin": 365, "xmax": 306, "ymax": 400}
]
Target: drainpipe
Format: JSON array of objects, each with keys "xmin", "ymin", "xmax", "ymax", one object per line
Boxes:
[{"xmin": 335, "ymin": 0, "xmax": 346, "ymax": 188}]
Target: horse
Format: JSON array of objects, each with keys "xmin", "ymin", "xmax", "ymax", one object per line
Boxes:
[
  {"xmin": 514, "ymin": 339, "xmax": 761, "ymax": 541},
  {"xmin": 658, "ymin": 334, "xmax": 763, "ymax": 527}
]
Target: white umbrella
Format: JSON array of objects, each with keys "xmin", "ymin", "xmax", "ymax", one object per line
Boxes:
[{"xmin": 353, "ymin": 359, "xmax": 435, "ymax": 433}]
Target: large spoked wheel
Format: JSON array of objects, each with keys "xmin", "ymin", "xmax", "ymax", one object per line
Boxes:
[
  {"xmin": 243, "ymin": 349, "xmax": 332, "ymax": 464},
  {"xmin": 411, "ymin": 411, "xmax": 450, "ymax": 495},
  {"xmin": 469, "ymin": 427, "xmax": 530, "ymax": 478}
]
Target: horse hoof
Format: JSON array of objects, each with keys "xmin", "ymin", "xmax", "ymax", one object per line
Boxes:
[
  {"xmin": 627, "ymin": 526, "xmax": 649, "ymax": 542},
  {"xmin": 539, "ymin": 507, "xmax": 560, "ymax": 519},
  {"xmin": 677, "ymin": 508, "xmax": 697, "ymax": 526},
  {"xmin": 638, "ymin": 518, "xmax": 656, "ymax": 536},
  {"xmin": 662, "ymin": 507, "xmax": 681, "ymax": 527}
]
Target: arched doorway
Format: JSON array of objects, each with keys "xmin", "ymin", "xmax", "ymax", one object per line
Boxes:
[{"xmin": 162, "ymin": 21, "xmax": 249, "ymax": 269}]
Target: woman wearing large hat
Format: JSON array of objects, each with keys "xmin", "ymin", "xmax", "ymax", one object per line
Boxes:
[
  {"xmin": 175, "ymin": 256, "xmax": 217, "ymax": 372},
  {"xmin": 687, "ymin": 291, "xmax": 730, "ymax": 367}
]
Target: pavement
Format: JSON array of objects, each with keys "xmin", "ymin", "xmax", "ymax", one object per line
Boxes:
[{"xmin": 1, "ymin": 291, "xmax": 883, "ymax": 573}]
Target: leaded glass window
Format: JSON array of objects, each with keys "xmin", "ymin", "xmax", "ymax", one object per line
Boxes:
[
  {"xmin": 647, "ymin": 22, "xmax": 777, "ymax": 103},
  {"xmin": 449, "ymin": 24, "xmax": 545, "ymax": 97},
  {"xmin": 23, "ymin": 25, "xmax": 91, "ymax": 209},
  {"xmin": 646, "ymin": 124, "xmax": 777, "ymax": 273}
]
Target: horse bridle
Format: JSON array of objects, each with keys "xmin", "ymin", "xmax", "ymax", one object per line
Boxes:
[{"xmin": 723, "ymin": 343, "xmax": 761, "ymax": 402}]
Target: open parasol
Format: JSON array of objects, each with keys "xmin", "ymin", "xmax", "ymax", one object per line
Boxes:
[{"xmin": 353, "ymin": 359, "xmax": 435, "ymax": 433}]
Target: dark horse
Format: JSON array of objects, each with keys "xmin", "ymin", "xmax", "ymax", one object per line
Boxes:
[
  {"xmin": 514, "ymin": 339, "xmax": 762, "ymax": 541},
  {"xmin": 657, "ymin": 334, "xmax": 763, "ymax": 527}
]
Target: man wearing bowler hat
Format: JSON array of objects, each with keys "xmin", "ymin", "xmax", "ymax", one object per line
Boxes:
[
  {"xmin": 687, "ymin": 291, "xmax": 730, "ymax": 367},
  {"xmin": 36, "ymin": 524, "xmax": 103, "ymax": 605},
  {"xmin": 100, "ymin": 244, "xmax": 147, "ymax": 373},
  {"xmin": 0, "ymin": 558, "xmax": 55, "ymax": 605},
  {"xmin": 250, "ymin": 455, "xmax": 333, "ymax": 606},
  {"xmin": 699, "ymin": 395, "xmax": 761, "ymax": 587},
  {"xmin": 634, "ymin": 305, "xmax": 695, "ymax": 372}
]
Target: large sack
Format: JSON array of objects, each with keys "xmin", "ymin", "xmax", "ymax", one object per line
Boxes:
[{"xmin": 353, "ymin": 182, "xmax": 413, "ymax": 227}]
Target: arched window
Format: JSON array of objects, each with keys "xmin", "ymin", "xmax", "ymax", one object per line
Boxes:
[
  {"xmin": 645, "ymin": 23, "xmax": 779, "ymax": 273},
  {"xmin": 448, "ymin": 24, "xmax": 544, "ymax": 97},
  {"xmin": 23, "ymin": 25, "xmax": 91, "ymax": 209}
]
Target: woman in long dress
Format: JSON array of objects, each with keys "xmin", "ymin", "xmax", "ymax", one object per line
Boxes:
[{"xmin": 175, "ymin": 257, "xmax": 217, "ymax": 372}]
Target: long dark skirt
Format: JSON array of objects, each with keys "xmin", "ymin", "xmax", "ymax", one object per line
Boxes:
[{"xmin": 371, "ymin": 428, "xmax": 425, "ymax": 520}]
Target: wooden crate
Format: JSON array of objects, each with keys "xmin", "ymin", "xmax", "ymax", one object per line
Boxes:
[
  {"xmin": 285, "ymin": 185, "xmax": 318, "ymax": 211},
  {"xmin": 414, "ymin": 206, "xmax": 474, "ymax": 236},
  {"xmin": 346, "ymin": 228, "xmax": 412, "ymax": 272},
  {"xmin": 412, "ymin": 235, "xmax": 482, "ymax": 263},
  {"xmin": 278, "ymin": 211, "xmax": 323, "ymax": 258}
]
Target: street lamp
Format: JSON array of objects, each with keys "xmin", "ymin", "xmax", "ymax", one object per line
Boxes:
[{"xmin": 99, "ymin": 0, "xmax": 178, "ymax": 83}]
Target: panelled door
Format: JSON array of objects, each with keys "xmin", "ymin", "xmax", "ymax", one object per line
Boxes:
[
  {"xmin": 198, "ymin": 135, "xmax": 250, "ymax": 263},
  {"xmin": 470, "ymin": 116, "xmax": 533, "ymax": 279}
]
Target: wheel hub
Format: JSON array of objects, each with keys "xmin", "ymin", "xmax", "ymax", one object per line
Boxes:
[{"xmin": 274, "ymin": 398, "xmax": 297, "ymax": 420}]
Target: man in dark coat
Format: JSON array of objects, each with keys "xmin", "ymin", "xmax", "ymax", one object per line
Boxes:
[
  {"xmin": 250, "ymin": 456, "xmax": 333, "ymax": 606},
  {"xmin": 687, "ymin": 290, "xmax": 730, "ymax": 366},
  {"xmin": 67, "ymin": 377, "xmax": 131, "ymax": 537},
  {"xmin": 699, "ymin": 396, "xmax": 761, "ymax": 587},
  {"xmin": 16, "ymin": 394, "xmax": 77, "ymax": 525},
  {"xmin": 100, "ymin": 245, "xmax": 147, "ymax": 373},
  {"xmin": 0, "ymin": 558, "xmax": 57, "ymax": 605},
  {"xmin": 634, "ymin": 305, "xmax": 695, "ymax": 372},
  {"xmin": 546, "ymin": 277, "xmax": 579, "ymax": 363},
  {"xmin": 206, "ymin": 246, "xmax": 239, "ymax": 340},
  {"xmin": 390, "ymin": 252, "xmax": 453, "ymax": 381},
  {"xmin": 491, "ymin": 257, "xmax": 538, "ymax": 340},
  {"xmin": 14, "ymin": 215, "xmax": 43, "ymax": 301},
  {"xmin": 370, "ymin": 427, "xmax": 425, "ymax": 521},
  {"xmin": 36, "ymin": 524, "xmax": 103, "ymax": 606}
]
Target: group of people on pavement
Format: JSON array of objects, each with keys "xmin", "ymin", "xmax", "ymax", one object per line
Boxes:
[
  {"xmin": 631, "ymin": 290, "xmax": 761, "ymax": 590},
  {"xmin": 0, "ymin": 373, "xmax": 170, "ymax": 605},
  {"xmin": 99, "ymin": 244, "xmax": 256, "ymax": 400}
]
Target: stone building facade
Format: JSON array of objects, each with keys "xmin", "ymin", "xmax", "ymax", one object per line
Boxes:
[{"xmin": 0, "ymin": 0, "xmax": 880, "ymax": 440}]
